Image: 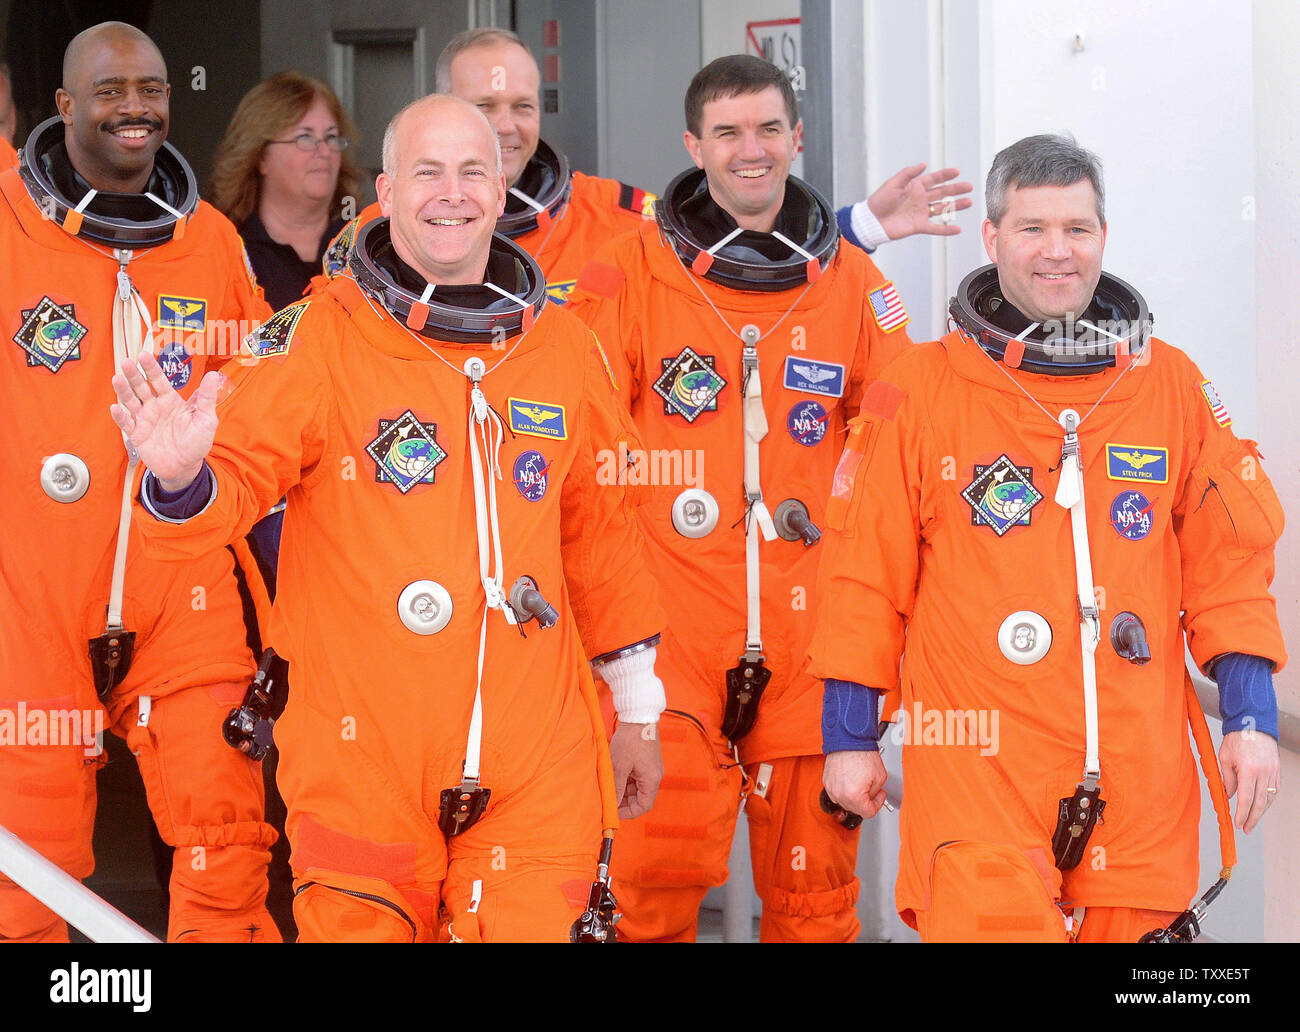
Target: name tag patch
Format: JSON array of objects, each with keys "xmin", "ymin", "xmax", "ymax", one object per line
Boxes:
[
  {"xmin": 783, "ymin": 356, "xmax": 845, "ymax": 398},
  {"xmin": 157, "ymin": 295, "xmax": 208, "ymax": 331},
  {"xmin": 509, "ymin": 397, "xmax": 568, "ymax": 439},
  {"xmin": 546, "ymin": 280, "xmax": 577, "ymax": 305},
  {"xmin": 1106, "ymin": 444, "xmax": 1168, "ymax": 484}
]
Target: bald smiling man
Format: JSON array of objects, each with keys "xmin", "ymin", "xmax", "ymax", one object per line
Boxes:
[{"xmin": 113, "ymin": 95, "xmax": 669, "ymax": 942}]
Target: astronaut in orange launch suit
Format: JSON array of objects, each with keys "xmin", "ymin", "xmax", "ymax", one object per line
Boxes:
[
  {"xmin": 0, "ymin": 23, "xmax": 277, "ymax": 942},
  {"xmin": 315, "ymin": 28, "xmax": 654, "ymax": 308},
  {"xmin": 810, "ymin": 134, "xmax": 1286, "ymax": 942},
  {"xmin": 564, "ymin": 55, "xmax": 915, "ymax": 942},
  {"xmin": 112, "ymin": 94, "xmax": 668, "ymax": 942}
]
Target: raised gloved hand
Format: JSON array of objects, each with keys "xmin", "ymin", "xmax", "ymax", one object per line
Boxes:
[
  {"xmin": 868, "ymin": 162, "xmax": 973, "ymax": 240},
  {"xmin": 110, "ymin": 349, "xmax": 221, "ymax": 491}
]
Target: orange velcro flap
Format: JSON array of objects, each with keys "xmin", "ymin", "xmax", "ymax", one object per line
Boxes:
[{"xmin": 576, "ymin": 260, "xmax": 625, "ymax": 299}]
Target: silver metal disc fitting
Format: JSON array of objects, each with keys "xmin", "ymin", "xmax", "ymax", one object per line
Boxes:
[
  {"xmin": 997, "ymin": 610, "xmax": 1052, "ymax": 664},
  {"xmin": 40, "ymin": 453, "xmax": 90, "ymax": 503},
  {"xmin": 670, "ymin": 487, "xmax": 719, "ymax": 538},
  {"xmin": 397, "ymin": 580, "xmax": 454, "ymax": 634}
]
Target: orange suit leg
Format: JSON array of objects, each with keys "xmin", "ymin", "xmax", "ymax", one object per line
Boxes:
[
  {"xmin": 744, "ymin": 754, "xmax": 860, "ymax": 942},
  {"xmin": 606, "ymin": 711, "xmax": 743, "ymax": 942},
  {"xmin": 280, "ymin": 692, "xmax": 603, "ymax": 943},
  {"xmin": 438, "ymin": 728, "xmax": 603, "ymax": 943},
  {"xmin": 0, "ymin": 702, "xmax": 100, "ymax": 942},
  {"xmin": 118, "ymin": 688, "xmax": 280, "ymax": 942},
  {"xmin": 1076, "ymin": 906, "xmax": 1182, "ymax": 943}
]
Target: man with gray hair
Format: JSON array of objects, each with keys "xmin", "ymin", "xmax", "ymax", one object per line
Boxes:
[
  {"xmin": 316, "ymin": 27, "xmax": 655, "ymax": 304},
  {"xmin": 811, "ymin": 132, "xmax": 1285, "ymax": 942}
]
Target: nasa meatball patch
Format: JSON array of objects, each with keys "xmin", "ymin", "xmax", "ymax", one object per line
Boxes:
[
  {"xmin": 513, "ymin": 450, "xmax": 551, "ymax": 502},
  {"xmin": 366, "ymin": 410, "xmax": 447, "ymax": 494},
  {"xmin": 13, "ymin": 296, "xmax": 86, "ymax": 373},
  {"xmin": 961, "ymin": 455, "xmax": 1043, "ymax": 536},
  {"xmin": 787, "ymin": 400, "xmax": 829, "ymax": 447},
  {"xmin": 653, "ymin": 346, "xmax": 726, "ymax": 422},
  {"xmin": 1110, "ymin": 489, "xmax": 1156, "ymax": 541},
  {"xmin": 157, "ymin": 339, "xmax": 193, "ymax": 389}
]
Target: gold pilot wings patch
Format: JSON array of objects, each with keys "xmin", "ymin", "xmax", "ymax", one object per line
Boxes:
[
  {"xmin": 508, "ymin": 397, "xmax": 568, "ymax": 440},
  {"xmin": 1105, "ymin": 444, "xmax": 1169, "ymax": 484},
  {"xmin": 157, "ymin": 295, "xmax": 208, "ymax": 331}
]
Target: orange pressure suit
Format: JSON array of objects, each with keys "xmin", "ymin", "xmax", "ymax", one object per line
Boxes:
[
  {"xmin": 131, "ymin": 227, "xmax": 665, "ymax": 941},
  {"xmin": 564, "ymin": 178, "xmax": 911, "ymax": 941},
  {"xmin": 0, "ymin": 125, "xmax": 278, "ymax": 941},
  {"xmin": 318, "ymin": 166, "xmax": 653, "ymax": 303},
  {"xmin": 807, "ymin": 327, "xmax": 1287, "ymax": 941}
]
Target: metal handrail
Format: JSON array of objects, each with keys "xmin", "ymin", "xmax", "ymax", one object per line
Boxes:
[{"xmin": 0, "ymin": 823, "xmax": 160, "ymax": 943}]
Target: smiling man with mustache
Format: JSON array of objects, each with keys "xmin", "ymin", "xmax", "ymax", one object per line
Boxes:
[
  {"xmin": 0, "ymin": 21, "xmax": 277, "ymax": 942},
  {"xmin": 56, "ymin": 23, "xmax": 169, "ymax": 193}
]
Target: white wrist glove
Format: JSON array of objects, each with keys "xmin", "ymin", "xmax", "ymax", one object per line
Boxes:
[
  {"xmin": 596, "ymin": 646, "xmax": 666, "ymax": 725},
  {"xmin": 851, "ymin": 200, "xmax": 892, "ymax": 249}
]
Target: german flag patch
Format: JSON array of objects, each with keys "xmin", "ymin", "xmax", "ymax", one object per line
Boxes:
[{"xmin": 618, "ymin": 183, "xmax": 657, "ymax": 220}]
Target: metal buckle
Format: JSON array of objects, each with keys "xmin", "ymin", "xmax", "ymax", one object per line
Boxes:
[
  {"xmin": 1051, "ymin": 778, "xmax": 1106, "ymax": 870},
  {"xmin": 438, "ymin": 777, "xmax": 492, "ymax": 837},
  {"xmin": 721, "ymin": 651, "xmax": 772, "ymax": 743},
  {"xmin": 88, "ymin": 626, "xmax": 136, "ymax": 701}
]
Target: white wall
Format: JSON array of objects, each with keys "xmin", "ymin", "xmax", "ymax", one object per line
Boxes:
[
  {"xmin": 1251, "ymin": 0, "xmax": 1300, "ymax": 944},
  {"xmin": 979, "ymin": 0, "xmax": 1258, "ymax": 434}
]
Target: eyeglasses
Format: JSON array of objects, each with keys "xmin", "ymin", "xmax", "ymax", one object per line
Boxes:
[{"xmin": 267, "ymin": 132, "xmax": 350, "ymax": 153}]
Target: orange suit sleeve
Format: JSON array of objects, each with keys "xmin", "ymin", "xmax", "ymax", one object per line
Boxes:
[
  {"xmin": 807, "ymin": 361, "xmax": 931, "ymax": 691},
  {"xmin": 560, "ymin": 331, "xmax": 666, "ymax": 659},
  {"xmin": 1173, "ymin": 362, "xmax": 1287, "ymax": 674}
]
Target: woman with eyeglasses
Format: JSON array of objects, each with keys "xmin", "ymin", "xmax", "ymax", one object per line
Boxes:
[{"xmin": 210, "ymin": 71, "xmax": 360, "ymax": 311}]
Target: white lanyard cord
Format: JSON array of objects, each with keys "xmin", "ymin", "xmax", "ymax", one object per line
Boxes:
[
  {"xmin": 356, "ymin": 282, "xmax": 534, "ymax": 782},
  {"xmin": 1054, "ymin": 413, "xmax": 1102, "ymax": 783},
  {"xmin": 669, "ymin": 241, "xmax": 815, "ymax": 659},
  {"xmin": 108, "ymin": 251, "xmax": 153, "ymax": 630},
  {"xmin": 741, "ymin": 336, "xmax": 777, "ymax": 652},
  {"xmin": 359, "ymin": 282, "xmax": 535, "ymax": 784}
]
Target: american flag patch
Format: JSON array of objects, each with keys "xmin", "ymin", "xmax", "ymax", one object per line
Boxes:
[
  {"xmin": 1200, "ymin": 379, "xmax": 1232, "ymax": 427},
  {"xmin": 868, "ymin": 282, "xmax": 908, "ymax": 332}
]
